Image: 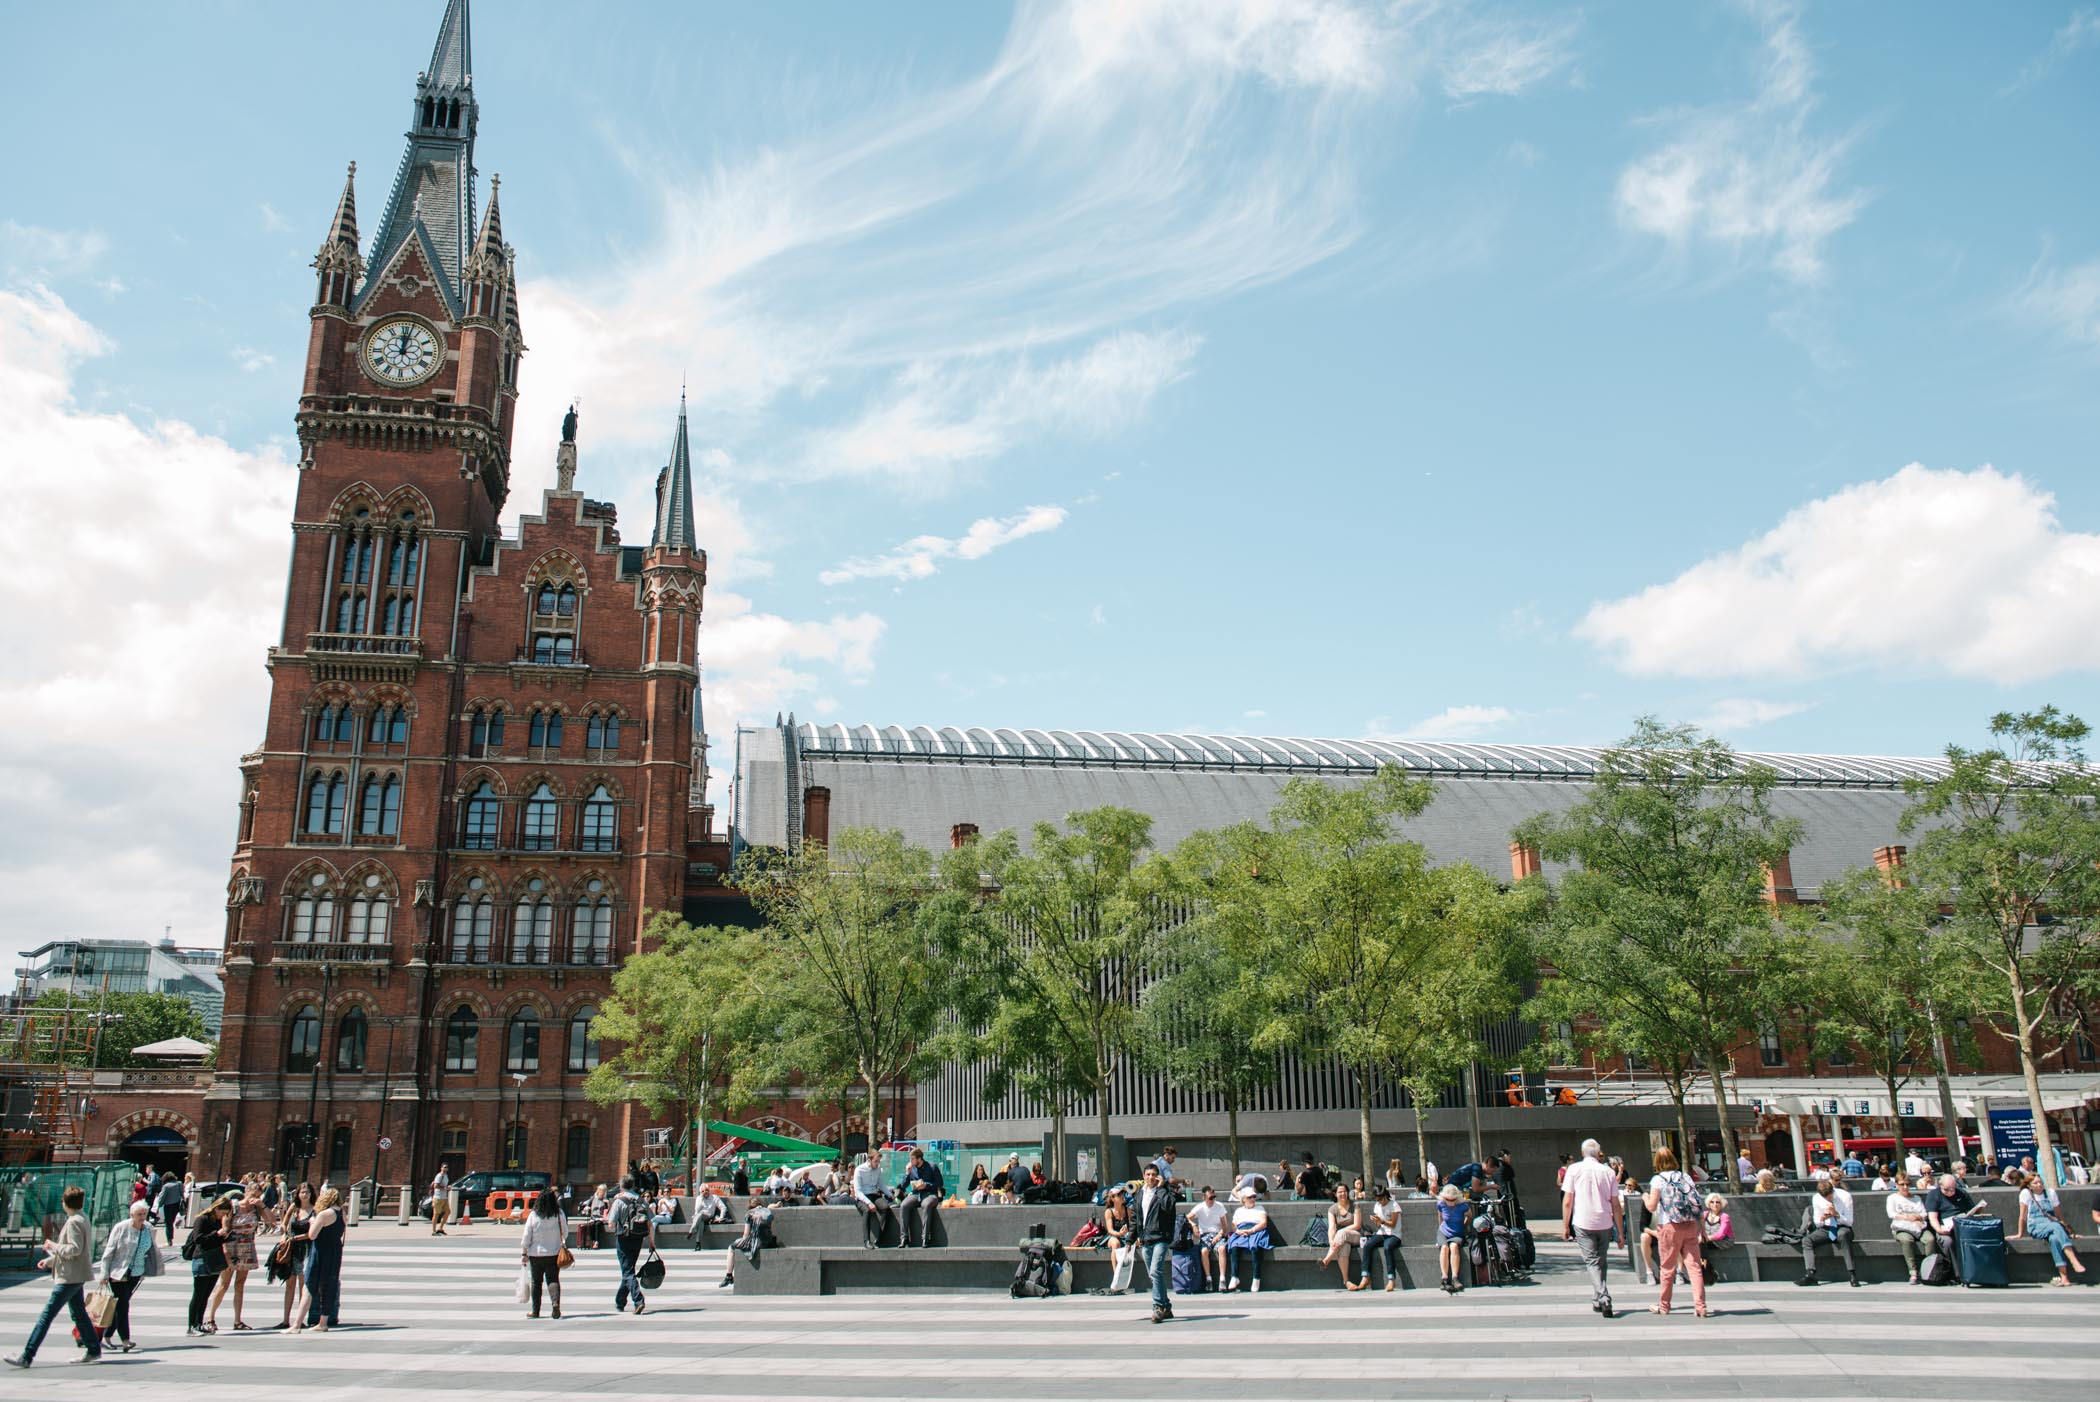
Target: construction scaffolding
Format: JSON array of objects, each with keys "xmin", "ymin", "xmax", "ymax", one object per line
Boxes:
[{"xmin": 0, "ymin": 1003, "xmax": 101, "ymax": 1167}]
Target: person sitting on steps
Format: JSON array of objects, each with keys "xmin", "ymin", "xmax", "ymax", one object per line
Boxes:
[{"xmin": 1798, "ymin": 1176, "xmax": 1861, "ymax": 1288}]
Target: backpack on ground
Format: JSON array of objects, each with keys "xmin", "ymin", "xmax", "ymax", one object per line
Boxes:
[
  {"xmin": 1509, "ymin": 1224, "xmax": 1537, "ymax": 1270},
  {"xmin": 1171, "ymin": 1245, "xmax": 1206, "ymax": 1294},
  {"xmin": 1010, "ymin": 1226, "xmax": 1065, "ymax": 1298},
  {"xmin": 1490, "ymin": 1225, "xmax": 1521, "ymax": 1274},
  {"xmin": 1919, "ymin": 1251, "xmax": 1954, "ymax": 1286}
]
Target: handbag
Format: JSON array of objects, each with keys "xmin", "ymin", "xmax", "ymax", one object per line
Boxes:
[
  {"xmin": 555, "ymin": 1245, "xmax": 575, "ymax": 1271},
  {"xmin": 84, "ymin": 1289, "xmax": 118, "ymax": 1329},
  {"xmin": 1069, "ymin": 1220, "xmax": 1104, "ymax": 1250},
  {"xmin": 637, "ymin": 1249, "xmax": 666, "ymax": 1290}
]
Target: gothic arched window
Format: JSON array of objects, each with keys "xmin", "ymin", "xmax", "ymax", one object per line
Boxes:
[
  {"xmin": 468, "ymin": 707, "xmax": 505, "ymax": 757},
  {"xmin": 461, "ymin": 782, "xmax": 500, "ymax": 850},
  {"xmin": 345, "ymin": 882, "xmax": 390, "ymax": 943},
  {"xmin": 288, "ymin": 872, "xmax": 335, "ymax": 943},
  {"xmin": 449, "ymin": 877, "xmax": 493, "ymax": 962},
  {"xmin": 528, "ymin": 710, "xmax": 563, "ymax": 752},
  {"xmin": 506, "ymin": 1009, "xmax": 541, "ymax": 1074},
  {"xmin": 579, "ymin": 785, "xmax": 617, "ymax": 852},
  {"xmin": 571, "ymin": 882, "xmax": 613, "ymax": 963},
  {"xmin": 304, "ymin": 770, "xmax": 347, "ymax": 837},
  {"xmin": 521, "ymin": 783, "xmax": 559, "ymax": 851},
  {"xmin": 357, "ymin": 774, "xmax": 402, "ymax": 838},
  {"xmin": 443, "ymin": 1005, "xmax": 478, "ymax": 1073},
  {"xmin": 585, "ymin": 712, "xmax": 621, "ymax": 753},
  {"xmin": 566, "ymin": 1005, "xmax": 600, "ymax": 1072},
  {"xmin": 512, "ymin": 878, "xmax": 553, "ymax": 962},
  {"xmin": 285, "ymin": 1005, "xmax": 321, "ymax": 1073},
  {"xmin": 335, "ymin": 1008, "xmax": 368, "ymax": 1072}
]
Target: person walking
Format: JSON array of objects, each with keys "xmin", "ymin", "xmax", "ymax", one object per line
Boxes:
[
  {"xmin": 1131, "ymin": 1163, "xmax": 1179, "ymax": 1323},
  {"xmin": 429, "ymin": 1165, "xmax": 452, "ymax": 1236},
  {"xmin": 5, "ymin": 1185, "xmax": 101, "ymax": 1368},
  {"xmin": 898, "ymin": 1147, "xmax": 945, "ymax": 1248},
  {"xmin": 208, "ymin": 1183, "xmax": 262, "ymax": 1331},
  {"xmin": 270, "ymin": 1183, "xmax": 315, "ymax": 1328},
  {"xmin": 608, "ymin": 1174, "xmax": 656, "ymax": 1314},
  {"xmin": 1561, "ymin": 1138, "xmax": 1623, "ymax": 1318},
  {"xmin": 156, "ymin": 1173, "xmax": 186, "ymax": 1245},
  {"xmin": 1641, "ymin": 1147, "xmax": 1706, "ymax": 1317},
  {"xmin": 294, "ymin": 1188, "xmax": 345, "ymax": 1332},
  {"xmin": 95, "ymin": 1198, "xmax": 163, "ymax": 1354},
  {"xmin": 520, "ymin": 1187, "xmax": 569, "ymax": 1318},
  {"xmin": 183, "ymin": 1195, "xmax": 230, "ymax": 1336}
]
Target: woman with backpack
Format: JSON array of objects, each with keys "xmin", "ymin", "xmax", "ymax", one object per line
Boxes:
[
  {"xmin": 1641, "ymin": 1148, "xmax": 1706, "ymax": 1316},
  {"xmin": 183, "ymin": 1196, "xmax": 230, "ymax": 1335}
]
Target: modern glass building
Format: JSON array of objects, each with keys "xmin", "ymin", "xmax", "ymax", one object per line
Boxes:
[{"xmin": 12, "ymin": 938, "xmax": 225, "ymax": 1038}]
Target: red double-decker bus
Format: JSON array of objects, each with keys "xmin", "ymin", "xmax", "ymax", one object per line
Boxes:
[{"xmin": 1806, "ymin": 1136, "xmax": 1981, "ymax": 1169}]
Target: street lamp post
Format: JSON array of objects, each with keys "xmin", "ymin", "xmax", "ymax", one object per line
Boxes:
[
  {"xmin": 300, "ymin": 961, "xmax": 334, "ymax": 1184},
  {"xmin": 368, "ymin": 1017, "xmax": 400, "ymax": 1219},
  {"xmin": 509, "ymin": 1073, "xmax": 527, "ymax": 1169}
]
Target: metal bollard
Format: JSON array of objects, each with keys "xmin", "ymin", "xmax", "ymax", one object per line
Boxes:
[
  {"xmin": 398, "ymin": 1185, "xmax": 411, "ymax": 1225},
  {"xmin": 347, "ymin": 1186, "xmax": 362, "ymax": 1226}
]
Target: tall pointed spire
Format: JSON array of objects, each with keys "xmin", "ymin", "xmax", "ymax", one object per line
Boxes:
[
  {"xmin": 326, "ymin": 162, "xmax": 360, "ymax": 251},
  {"xmin": 470, "ymin": 174, "xmax": 503, "ymax": 261},
  {"xmin": 652, "ymin": 391, "xmax": 698, "ymax": 551},
  {"xmin": 426, "ymin": 0, "xmax": 472, "ymax": 90},
  {"xmin": 363, "ymin": 0, "xmax": 479, "ymax": 314}
]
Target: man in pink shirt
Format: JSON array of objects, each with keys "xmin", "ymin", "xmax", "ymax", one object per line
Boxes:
[{"xmin": 1561, "ymin": 1138, "xmax": 1624, "ymax": 1318}]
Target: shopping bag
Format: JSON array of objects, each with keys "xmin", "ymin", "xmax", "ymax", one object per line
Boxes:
[
  {"xmin": 85, "ymin": 1289, "xmax": 118, "ymax": 1329},
  {"xmin": 513, "ymin": 1265, "xmax": 530, "ymax": 1303}
]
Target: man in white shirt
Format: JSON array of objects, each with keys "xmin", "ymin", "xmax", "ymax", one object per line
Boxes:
[
  {"xmin": 1185, "ymin": 1185, "xmax": 1229, "ymax": 1291},
  {"xmin": 850, "ymin": 1150, "xmax": 896, "ymax": 1249},
  {"xmin": 1422, "ymin": 1160, "xmax": 1439, "ymax": 1193},
  {"xmin": 1903, "ymin": 1149, "xmax": 1932, "ymax": 1180},
  {"xmin": 1799, "ymin": 1178, "xmax": 1859, "ymax": 1287},
  {"xmin": 1560, "ymin": 1139, "xmax": 1624, "ymax": 1318}
]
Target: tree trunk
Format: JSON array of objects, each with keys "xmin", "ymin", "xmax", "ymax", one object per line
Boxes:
[
  {"xmin": 1412, "ymin": 1097, "xmax": 1431, "ymax": 1191},
  {"xmin": 864, "ymin": 1072, "xmax": 882, "ymax": 1163},
  {"xmin": 1050, "ymin": 1104, "xmax": 1065, "ymax": 1181},
  {"xmin": 1704, "ymin": 1062, "xmax": 1739, "ymax": 1189},
  {"xmin": 1225, "ymin": 1091, "xmax": 1241, "ymax": 1182},
  {"xmin": 1926, "ymin": 1001, "xmax": 1964, "ymax": 1166},
  {"xmin": 1097, "ymin": 1055, "xmax": 1113, "ymax": 1190},
  {"xmin": 1462, "ymin": 1060, "xmax": 1484, "ymax": 1165},
  {"xmin": 1882, "ymin": 1070, "xmax": 1907, "ymax": 1168},
  {"xmin": 1669, "ymin": 1083, "xmax": 1692, "ymax": 1169},
  {"xmin": 2009, "ymin": 978, "xmax": 2061, "ymax": 1190},
  {"xmin": 1356, "ymin": 1068, "xmax": 1375, "ymax": 1192}
]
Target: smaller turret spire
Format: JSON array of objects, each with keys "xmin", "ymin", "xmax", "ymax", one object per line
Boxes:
[
  {"xmin": 471, "ymin": 174, "xmax": 503, "ymax": 260},
  {"xmin": 652, "ymin": 390, "xmax": 698, "ymax": 551},
  {"xmin": 311, "ymin": 162, "xmax": 364, "ymax": 308}
]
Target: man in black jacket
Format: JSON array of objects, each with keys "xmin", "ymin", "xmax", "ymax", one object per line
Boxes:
[{"xmin": 1133, "ymin": 1164, "xmax": 1179, "ymax": 1323}]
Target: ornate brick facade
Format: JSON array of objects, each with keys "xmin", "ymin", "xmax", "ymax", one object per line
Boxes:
[{"xmin": 203, "ymin": 0, "xmax": 727, "ymax": 1192}]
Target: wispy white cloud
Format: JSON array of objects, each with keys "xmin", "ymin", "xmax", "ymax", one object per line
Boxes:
[
  {"xmin": 511, "ymin": 0, "xmax": 1513, "ymax": 512},
  {"xmin": 2016, "ymin": 253, "xmax": 2100, "ymax": 344},
  {"xmin": 819, "ymin": 503, "xmax": 1068, "ymax": 585},
  {"xmin": 1364, "ymin": 704, "xmax": 1516, "ymax": 742},
  {"xmin": 2003, "ymin": 8, "xmax": 2100, "ymax": 95},
  {"xmin": 230, "ymin": 346, "xmax": 276, "ymax": 373},
  {"xmin": 259, "ymin": 202, "xmax": 291, "ymax": 234},
  {"xmin": 1442, "ymin": 14, "xmax": 1580, "ymax": 100},
  {"xmin": 0, "ymin": 222, "xmax": 109, "ymax": 281},
  {"xmin": 1693, "ymin": 697, "xmax": 1815, "ymax": 733},
  {"xmin": 1614, "ymin": 6, "xmax": 1864, "ymax": 285},
  {"xmin": 1577, "ymin": 464, "xmax": 2100, "ymax": 684}
]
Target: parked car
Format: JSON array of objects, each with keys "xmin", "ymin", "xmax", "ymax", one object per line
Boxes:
[{"xmin": 418, "ymin": 1169, "xmax": 552, "ymax": 1219}]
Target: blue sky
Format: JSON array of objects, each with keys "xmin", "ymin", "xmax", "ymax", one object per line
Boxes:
[{"xmin": 2, "ymin": 1, "xmax": 2097, "ymax": 955}]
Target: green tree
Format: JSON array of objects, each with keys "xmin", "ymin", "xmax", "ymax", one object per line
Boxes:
[
  {"xmin": 1901, "ymin": 706, "xmax": 2100, "ymax": 1190},
  {"xmin": 1529, "ymin": 974, "xmax": 1708, "ymax": 1161},
  {"xmin": 1137, "ymin": 826, "xmax": 1283, "ymax": 1180},
  {"xmin": 27, "ymin": 989, "xmax": 210, "ymax": 1069},
  {"xmin": 1516, "ymin": 719, "xmax": 1802, "ymax": 1181},
  {"xmin": 1798, "ymin": 865, "xmax": 1970, "ymax": 1168},
  {"xmin": 584, "ymin": 913, "xmax": 775, "ymax": 1187},
  {"xmin": 1249, "ymin": 767, "xmax": 1517, "ymax": 1188},
  {"xmin": 739, "ymin": 827, "xmax": 986, "ymax": 1154},
  {"xmin": 972, "ymin": 807, "xmax": 1157, "ymax": 1182}
]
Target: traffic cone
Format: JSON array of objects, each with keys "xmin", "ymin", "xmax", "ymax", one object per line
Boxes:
[{"xmin": 458, "ymin": 1197, "xmax": 471, "ymax": 1226}]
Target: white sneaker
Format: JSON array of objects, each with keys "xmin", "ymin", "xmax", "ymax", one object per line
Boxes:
[{"xmin": 1250, "ymin": 1279, "xmax": 1262, "ymax": 1293}]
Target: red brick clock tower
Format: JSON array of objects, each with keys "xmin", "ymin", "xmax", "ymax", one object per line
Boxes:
[{"xmin": 208, "ymin": 0, "xmax": 708, "ymax": 1193}]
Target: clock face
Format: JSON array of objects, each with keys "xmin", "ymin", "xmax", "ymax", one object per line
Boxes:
[{"xmin": 362, "ymin": 318, "xmax": 443, "ymax": 386}]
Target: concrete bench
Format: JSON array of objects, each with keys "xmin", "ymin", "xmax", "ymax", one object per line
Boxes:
[{"xmin": 1732, "ymin": 1236, "xmax": 2082, "ymax": 1286}]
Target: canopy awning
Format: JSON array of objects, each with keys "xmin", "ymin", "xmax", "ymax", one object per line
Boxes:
[{"xmin": 129, "ymin": 1035, "xmax": 212, "ymax": 1059}]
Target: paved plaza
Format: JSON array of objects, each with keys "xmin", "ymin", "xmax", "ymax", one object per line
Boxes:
[{"xmin": 2, "ymin": 1224, "xmax": 2094, "ymax": 1400}]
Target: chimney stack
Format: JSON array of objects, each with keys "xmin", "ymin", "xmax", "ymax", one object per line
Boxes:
[
  {"xmin": 1763, "ymin": 850, "xmax": 1798, "ymax": 905},
  {"xmin": 950, "ymin": 822, "xmax": 980, "ymax": 850},
  {"xmin": 1508, "ymin": 842, "xmax": 1542, "ymax": 882}
]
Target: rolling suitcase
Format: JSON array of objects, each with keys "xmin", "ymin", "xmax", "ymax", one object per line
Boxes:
[
  {"xmin": 1171, "ymin": 1247, "xmax": 1205, "ymax": 1294},
  {"xmin": 1953, "ymin": 1216, "xmax": 2007, "ymax": 1288}
]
